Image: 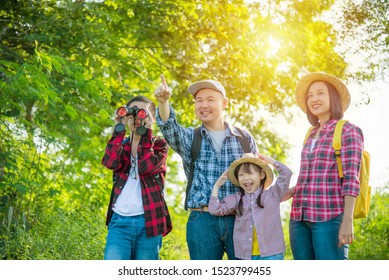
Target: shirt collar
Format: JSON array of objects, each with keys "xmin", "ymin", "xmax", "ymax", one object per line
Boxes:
[
  {"xmin": 200, "ymin": 122, "xmax": 238, "ymax": 137},
  {"xmin": 226, "ymin": 123, "xmax": 241, "ymax": 137},
  {"xmin": 245, "ymin": 187, "xmax": 263, "ymax": 197},
  {"xmin": 310, "ymin": 119, "xmax": 339, "ymax": 135}
]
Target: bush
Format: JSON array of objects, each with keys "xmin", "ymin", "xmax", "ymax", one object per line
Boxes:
[
  {"xmin": 349, "ymin": 186, "xmax": 389, "ymax": 260},
  {"xmin": 1, "ymin": 207, "xmax": 106, "ymax": 260}
]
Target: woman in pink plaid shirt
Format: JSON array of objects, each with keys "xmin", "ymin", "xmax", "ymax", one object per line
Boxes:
[
  {"xmin": 209, "ymin": 153, "xmax": 292, "ymax": 260},
  {"xmin": 289, "ymin": 73, "xmax": 364, "ymax": 260}
]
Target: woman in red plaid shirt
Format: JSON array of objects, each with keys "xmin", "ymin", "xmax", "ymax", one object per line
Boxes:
[
  {"xmin": 102, "ymin": 96, "xmax": 172, "ymax": 260},
  {"xmin": 289, "ymin": 73, "xmax": 364, "ymax": 260}
]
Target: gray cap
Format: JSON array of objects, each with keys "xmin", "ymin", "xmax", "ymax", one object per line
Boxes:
[{"xmin": 188, "ymin": 80, "xmax": 226, "ymax": 98}]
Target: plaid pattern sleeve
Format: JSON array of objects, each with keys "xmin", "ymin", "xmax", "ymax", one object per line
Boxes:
[
  {"xmin": 208, "ymin": 194, "xmax": 240, "ymax": 216},
  {"xmin": 101, "ymin": 130, "xmax": 126, "ymax": 171},
  {"xmin": 291, "ymin": 120, "xmax": 364, "ymax": 222},
  {"xmin": 138, "ymin": 129, "xmax": 169, "ymax": 175},
  {"xmin": 156, "ymin": 106, "xmax": 193, "ymax": 170},
  {"xmin": 340, "ymin": 123, "xmax": 364, "ymax": 197},
  {"xmin": 138, "ymin": 129, "xmax": 172, "ymax": 237}
]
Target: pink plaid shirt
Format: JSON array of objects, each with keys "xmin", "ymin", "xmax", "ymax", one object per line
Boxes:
[
  {"xmin": 290, "ymin": 119, "xmax": 364, "ymax": 222},
  {"xmin": 209, "ymin": 161, "xmax": 292, "ymax": 259}
]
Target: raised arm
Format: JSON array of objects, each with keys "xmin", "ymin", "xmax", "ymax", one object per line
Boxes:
[
  {"xmin": 211, "ymin": 171, "xmax": 228, "ymax": 198},
  {"xmin": 208, "ymin": 171, "xmax": 238, "ymax": 216},
  {"xmin": 256, "ymin": 152, "xmax": 293, "ymax": 200},
  {"xmin": 154, "ymin": 74, "xmax": 172, "ymax": 122}
]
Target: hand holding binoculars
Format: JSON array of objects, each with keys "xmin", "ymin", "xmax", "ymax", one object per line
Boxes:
[{"xmin": 114, "ymin": 105, "xmax": 148, "ymax": 135}]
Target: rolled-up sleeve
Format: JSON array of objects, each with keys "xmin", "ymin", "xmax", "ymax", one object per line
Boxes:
[{"xmin": 341, "ymin": 125, "xmax": 364, "ymax": 197}]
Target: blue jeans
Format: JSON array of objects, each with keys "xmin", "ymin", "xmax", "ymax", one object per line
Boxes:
[
  {"xmin": 289, "ymin": 214, "xmax": 348, "ymax": 260},
  {"xmin": 186, "ymin": 211, "xmax": 236, "ymax": 260},
  {"xmin": 104, "ymin": 212, "xmax": 162, "ymax": 260},
  {"xmin": 252, "ymin": 253, "xmax": 284, "ymax": 260}
]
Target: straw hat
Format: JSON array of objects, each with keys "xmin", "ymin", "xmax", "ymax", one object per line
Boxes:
[
  {"xmin": 295, "ymin": 72, "xmax": 350, "ymax": 113},
  {"xmin": 227, "ymin": 153, "xmax": 274, "ymax": 188}
]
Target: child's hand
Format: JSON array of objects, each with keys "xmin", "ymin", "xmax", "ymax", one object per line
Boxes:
[
  {"xmin": 256, "ymin": 153, "xmax": 275, "ymax": 165},
  {"xmin": 214, "ymin": 171, "xmax": 228, "ymax": 187},
  {"xmin": 281, "ymin": 186, "xmax": 295, "ymax": 202},
  {"xmin": 211, "ymin": 171, "xmax": 228, "ymax": 197}
]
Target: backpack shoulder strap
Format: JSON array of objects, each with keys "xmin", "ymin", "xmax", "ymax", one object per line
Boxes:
[
  {"xmin": 234, "ymin": 126, "xmax": 251, "ymax": 153},
  {"xmin": 333, "ymin": 120, "xmax": 348, "ymax": 178},
  {"xmin": 191, "ymin": 127, "xmax": 202, "ymax": 162},
  {"xmin": 184, "ymin": 127, "xmax": 202, "ymax": 210},
  {"xmin": 303, "ymin": 126, "xmax": 315, "ymax": 145}
]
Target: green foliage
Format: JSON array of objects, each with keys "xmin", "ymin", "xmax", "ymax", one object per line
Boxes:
[
  {"xmin": 0, "ymin": 0, "xmax": 387, "ymax": 260},
  {"xmin": 0, "ymin": 207, "xmax": 106, "ymax": 259},
  {"xmin": 335, "ymin": 0, "xmax": 389, "ymax": 81},
  {"xmin": 160, "ymin": 208, "xmax": 190, "ymax": 260},
  {"xmin": 349, "ymin": 186, "xmax": 389, "ymax": 260},
  {"xmin": 281, "ymin": 202, "xmax": 293, "ymax": 260}
]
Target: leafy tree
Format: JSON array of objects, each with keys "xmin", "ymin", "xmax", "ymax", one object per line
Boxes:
[
  {"xmin": 1, "ymin": 0, "xmax": 386, "ymax": 259},
  {"xmin": 334, "ymin": 0, "xmax": 389, "ymax": 81},
  {"xmin": 1, "ymin": 0, "xmax": 112, "ymax": 259}
]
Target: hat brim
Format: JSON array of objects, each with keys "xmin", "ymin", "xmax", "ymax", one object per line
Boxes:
[
  {"xmin": 227, "ymin": 157, "xmax": 274, "ymax": 189},
  {"xmin": 295, "ymin": 72, "xmax": 350, "ymax": 113}
]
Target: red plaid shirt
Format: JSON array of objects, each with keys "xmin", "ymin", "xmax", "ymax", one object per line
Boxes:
[
  {"xmin": 102, "ymin": 128, "xmax": 172, "ymax": 237},
  {"xmin": 290, "ymin": 119, "xmax": 364, "ymax": 222}
]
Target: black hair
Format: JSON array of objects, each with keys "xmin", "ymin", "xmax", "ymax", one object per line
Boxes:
[
  {"xmin": 234, "ymin": 162, "xmax": 267, "ymax": 216},
  {"xmin": 126, "ymin": 96, "xmax": 156, "ymax": 117},
  {"xmin": 306, "ymin": 81, "xmax": 343, "ymax": 126}
]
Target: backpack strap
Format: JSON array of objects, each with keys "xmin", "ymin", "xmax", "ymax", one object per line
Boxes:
[
  {"xmin": 184, "ymin": 127, "xmax": 202, "ymax": 210},
  {"xmin": 333, "ymin": 120, "xmax": 348, "ymax": 178},
  {"xmin": 234, "ymin": 127, "xmax": 251, "ymax": 153},
  {"xmin": 303, "ymin": 126, "xmax": 315, "ymax": 145},
  {"xmin": 184, "ymin": 126, "xmax": 251, "ymax": 210}
]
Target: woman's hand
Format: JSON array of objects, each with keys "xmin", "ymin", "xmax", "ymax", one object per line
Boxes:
[{"xmin": 338, "ymin": 218, "xmax": 354, "ymax": 247}]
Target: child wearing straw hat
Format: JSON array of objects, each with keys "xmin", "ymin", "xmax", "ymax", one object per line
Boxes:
[
  {"xmin": 208, "ymin": 153, "xmax": 292, "ymax": 260},
  {"xmin": 290, "ymin": 72, "xmax": 364, "ymax": 260}
]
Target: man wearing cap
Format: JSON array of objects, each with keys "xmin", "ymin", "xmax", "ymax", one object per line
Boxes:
[{"xmin": 154, "ymin": 74, "xmax": 258, "ymax": 260}]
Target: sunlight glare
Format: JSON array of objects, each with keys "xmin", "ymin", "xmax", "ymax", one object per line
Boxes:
[{"xmin": 267, "ymin": 36, "xmax": 280, "ymax": 56}]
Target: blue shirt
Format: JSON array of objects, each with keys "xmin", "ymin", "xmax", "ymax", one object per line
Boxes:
[{"xmin": 156, "ymin": 106, "xmax": 258, "ymax": 208}]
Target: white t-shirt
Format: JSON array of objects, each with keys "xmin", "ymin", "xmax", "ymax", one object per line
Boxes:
[
  {"xmin": 113, "ymin": 155, "xmax": 144, "ymax": 216},
  {"xmin": 208, "ymin": 130, "xmax": 226, "ymax": 156},
  {"xmin": 310, "ymin": 138, "xmax": 317, "ymax": 153}
]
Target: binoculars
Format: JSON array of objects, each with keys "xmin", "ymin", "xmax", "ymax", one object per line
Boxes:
[
  {"xmin": 116, "ymin": 105, "xmax": 148, "ymax": 119},
  {"xmin": 114, "ymin": 105, "xmax": 148, "ymax": 135}
]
